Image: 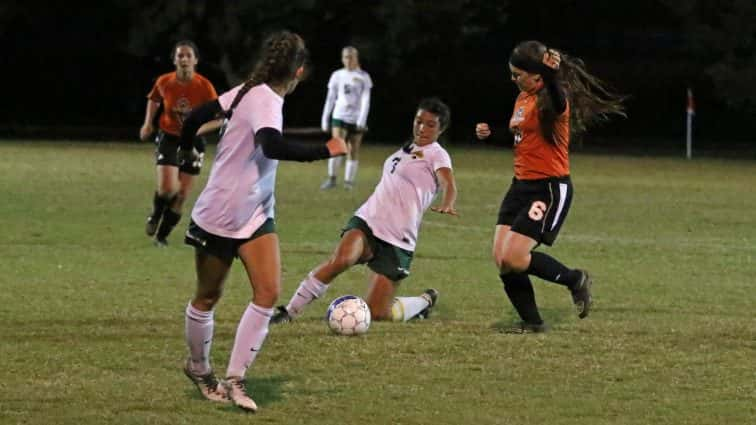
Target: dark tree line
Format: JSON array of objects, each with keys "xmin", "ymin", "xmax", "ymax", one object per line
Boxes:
[{"xmin": 1, "ymin": 0, "xmax": 754, "ymax": 147}]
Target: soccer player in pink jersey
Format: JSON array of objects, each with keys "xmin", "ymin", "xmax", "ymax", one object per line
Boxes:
[
  {"xmin": 272, "ymin": 98, "xmax": 458, "ymax": 325},
  {"xmin": 175, "ymin": 31, "xmax": 347, "ymax": 412}
]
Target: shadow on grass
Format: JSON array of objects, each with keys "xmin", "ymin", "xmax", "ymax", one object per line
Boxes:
[{"xmin": 490, "ymin": 308, "xmax": 568, "ymax": 333}]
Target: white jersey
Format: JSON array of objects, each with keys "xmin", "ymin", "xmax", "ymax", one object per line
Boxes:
[
  {"xmin": 355, "ymin": 141, "xmax": 452, "ymax": 251},
  {"xmin": 191, "ymin": 83, "xmax": 283, "ymax": 238},
  {"xmin": 321, "ymin": 68, "xmax": 373, "ymax": 129}
]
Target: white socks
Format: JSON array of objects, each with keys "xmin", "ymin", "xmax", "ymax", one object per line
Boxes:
[
  {"xmin": 226, "ymin": 303, "xmax": 273, "ymax": 378},
  {"xmin": 390, "ymin": 296, "xmax": 430, "ymax": 322},
  {"xmin": 327, "ymin": 156, "xmax": 343, "ymax": 177},
  {"xmin": 345, "ymin": 160, "xmax": 359, "ymax": 183},
  {"xmin": 185, "ymin": 303, "xmax": 215, "ymax": 375},
  {"xmin": 285, "ymin": 273, "xmax": 330, "ymax": 318}
]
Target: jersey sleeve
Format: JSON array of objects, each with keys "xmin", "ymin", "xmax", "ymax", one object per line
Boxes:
[
  {"xmin": 250, "ymin": 93, "xmax": 283, "ymax": 133},
  {"xmin": 431, "ymin": 147, "xmax": 453, "ymax": 172},
  {"xmin": 321, "ymin": 72, "xmax": 338, "ymax": 130},
  {"xmin": 217, "ymin": 85, "xmax": 241, "ymax": 111}
]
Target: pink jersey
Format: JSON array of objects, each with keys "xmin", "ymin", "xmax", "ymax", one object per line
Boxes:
[
  {"xmin": 356, "ymin": 141, "xmax": 452, "ymax": 251},
  {"xmin": 191, "ymin": 84, "xmax": 283, "ymax": 238}
]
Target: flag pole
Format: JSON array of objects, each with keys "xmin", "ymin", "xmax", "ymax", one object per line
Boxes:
[{"xmin": 686, "ymin": 88, "xmax": 695, "ymax": 159}]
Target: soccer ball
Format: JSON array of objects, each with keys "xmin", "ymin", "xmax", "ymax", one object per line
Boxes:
[{"xmin": 325, "ymin": 295, "xmax": 371, "ymax": 336}]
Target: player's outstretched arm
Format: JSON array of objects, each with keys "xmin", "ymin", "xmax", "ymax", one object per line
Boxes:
[
  {"xmin": 430, "ymin": 167, "xmax": 458, "ymax": 216},
  {"xmin": 257, "ymin": 128, "xmax": 346, "ymax": 162}
]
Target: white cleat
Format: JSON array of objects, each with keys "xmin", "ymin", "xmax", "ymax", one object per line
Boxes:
[{"xmin": 225, "ymin": 376, "xmax": 258, "ymax": 412}]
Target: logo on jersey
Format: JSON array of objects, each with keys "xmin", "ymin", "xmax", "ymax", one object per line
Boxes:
[
  {"xmin": 513, "ymin": 106, "xmax": 525, "ymax": 122},
  {"xmin": 173, "ymin": 97, "xmax": 192, "ymax": 126},
  {"xmin": 512, "ymin": 128, "xmax": 523, "ymax": 145},
  {"xmin": 410, "ymin": 150, "xmax": 424, "ymax": 159}
]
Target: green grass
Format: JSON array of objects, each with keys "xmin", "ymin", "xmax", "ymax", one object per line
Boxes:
[{"xmin": 0, "ymin": 140, "xmax": 754, "ymax": 425}]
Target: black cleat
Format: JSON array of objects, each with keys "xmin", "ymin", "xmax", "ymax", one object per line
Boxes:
[
  {"xmin": 570, "ymin": 270, "xmax": 593, "ymax": 319},
  {"xmin": 154, "ymin": 238, "xmax": 168, "ymax": 248},
  {"xmin": 146, "ymin": 215, "xmax": 160, "ymax": 236},
  {"xmin": 270, "ymin": 305, "xmax": 292, "ymax": 324},
  {"xmin": 417, "ymin": 288, "xmax": 439, "ymax": 319},
  {"xmin": 502, "ymin": 321, "xmax": 550, "ymax": 334}
]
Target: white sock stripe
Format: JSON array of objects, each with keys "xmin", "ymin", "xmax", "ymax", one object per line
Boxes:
[
  {"xmin": 186, "ymin": 303, "xmax": 214, "ymax": 322},
  {"xmin": 249, "ymin": 303, "xmax": 274, "ymax": 317}
]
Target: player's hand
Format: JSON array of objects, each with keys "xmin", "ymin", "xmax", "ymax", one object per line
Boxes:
[
  {"xmin": 543, "ymin": 49, "xmax": 561, "ymax": 71},
  {"xmin": 431, "ymin": 205, "xmax": 459, "ymax": 217},
  {"xmin": 326, "ymin": 136, "xmax": 348, "ymax": 157},
  {"xmin": 475, "ymin": 123, "xmax": 491, "ymax": 140},
  {"xmin": 139, "ymin": 124, "xmax": 154, "ymax": 142},
  {"xmin": 321, "ymin": 124, "xmax": 330, "ymax": 133}
]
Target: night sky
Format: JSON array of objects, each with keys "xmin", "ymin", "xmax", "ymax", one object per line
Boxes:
[{"xmin": 2, "ymin": 1, "xmax": 754, "ymax": 151}]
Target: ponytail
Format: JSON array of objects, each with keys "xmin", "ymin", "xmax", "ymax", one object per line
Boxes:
[{"xmin": 224, "ymin": 31, "xmax": 308, "ymax": 119}]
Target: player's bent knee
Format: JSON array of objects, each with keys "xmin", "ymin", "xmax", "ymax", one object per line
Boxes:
[{"xmin": 497, "ymin": 253, "xmax": 528, "ymax": 274}]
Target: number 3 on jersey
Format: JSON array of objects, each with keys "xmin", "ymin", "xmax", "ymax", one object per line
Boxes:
[
  {"xmin": 390, "ymin": 157, "xmax": 401, "ymax": 173},
  {"xmin": 528, "ymin": 201, "xmax": 547, "ymax": 221}
]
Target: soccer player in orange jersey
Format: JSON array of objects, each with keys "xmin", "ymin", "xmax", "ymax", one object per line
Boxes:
[
  {"xmin": 139, "ymin": 40, "xmax": 218, "ymax": 246},
  {"xmin": 475, "ymin": 40, "xmax": 625, "ymax": 333}
]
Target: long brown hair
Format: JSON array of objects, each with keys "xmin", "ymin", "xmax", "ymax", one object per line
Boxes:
[
  {"xmin": 226, "ymin": 31, "xmax": 309, "ymax": 116},
  {"xmin": 511, "ymin": 40, "xmax": 626, "ymax": 144}
]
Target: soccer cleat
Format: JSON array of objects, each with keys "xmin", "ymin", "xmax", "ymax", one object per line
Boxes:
[
  {"xmin": 417, "ymin": 288, "xmax": 439, "ymax": 319},
  {"xmin": 145, "ymin": 215, "xmax": 160, "ymax": 236},
  {"xmin": 269, "ymin": 305, "xmax": 292, "ymax": 325},
  {"xmin": 225, "ymin": 376, "xmax": 258, "ymax": 412},
  {"xmin": 154, "ymin": 238, "xmax": 168, "ymax": 248},
  {"xmin": 343, "ymin": 180, "xmax": 354, "ymax": 191},
  {"xmin": 320, "ymin": 176, "xmax": 337, "ymax": 190},
  {"xmin": 183, "ymin": 359, "xmax": 230, "ymax": 403},
  {"xmin": 570, "ymin": 270, "xmax": 593, "ymax": 319},
  {"xmin": 502, "ymin": 321, "xmax": 550, "ymax": 334}
]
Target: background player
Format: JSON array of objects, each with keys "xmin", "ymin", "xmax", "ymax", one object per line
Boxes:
[
  {"xmin": 139, "ymin": 40, "xmax": 217, "ymax": 246},
  {"xmin": 320, "ymin": 46, "xmax": 373, "ymax": 190}
]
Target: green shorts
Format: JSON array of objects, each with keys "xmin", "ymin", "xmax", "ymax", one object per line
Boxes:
[
  {"xmin": 342, "ymin": 216, "xmax": 413, "ymax": 281},
  {"xmin": 331, "ymin": 118, "xmax": 363, "ymax": 133}
]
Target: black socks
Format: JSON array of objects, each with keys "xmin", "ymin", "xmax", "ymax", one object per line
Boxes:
[
  {"xmin": 156, "ymin": 209, "xmax": 181, "ymax": 241},
  {"xmin": 499, "ymin": 272, "xmax": 543, "ymax": 325},
  {"xmin": 526, "ymin": 251, "xmax": 581, "ymax": 289},
  {"xmin": 150, "ymin": 192, "xmax": 170, "ymax": 221}
]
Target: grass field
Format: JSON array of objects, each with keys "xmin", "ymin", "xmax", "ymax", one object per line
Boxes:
[{"xmin": 0, "ymin": 140, "xmax": 754, "ymax": 425}]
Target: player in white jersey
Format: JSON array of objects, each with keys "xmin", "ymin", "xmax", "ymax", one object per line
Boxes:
[
  {"xmin": 272, "ymin": 98, "xmax": 458, "ymax": 325},
  {"xmin": 320, "ymin": 46, "xmax": 373, "ymax": 190},
  {"xmin": 175, "ymin": 31, "xmax": 347, "ymax": 412}
]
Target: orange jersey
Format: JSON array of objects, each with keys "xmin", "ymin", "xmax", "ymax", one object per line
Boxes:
[
  {"xmin": 509, "ymin": 91, "xmax": 570, "ymax": 180},
  {"xmin": 147, "ymin": 72, "xmax": 218, "ymax": 136}
]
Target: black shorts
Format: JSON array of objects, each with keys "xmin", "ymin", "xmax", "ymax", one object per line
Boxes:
[
  {"xmin": 184, "ymin": 218, "xmax": 276, "ymax": 263},
  {"xmin": 154, "ymin": 131, "xmax": 203, "ymax": 175},
  {"xmin": 497, "ymin": 176, "xmax": 573, "ymax": 246}
]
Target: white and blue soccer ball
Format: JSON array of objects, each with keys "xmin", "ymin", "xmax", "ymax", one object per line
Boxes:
[{"xmin": 325, "ymin": 295, "xmax": 371, "ymax": 336}]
